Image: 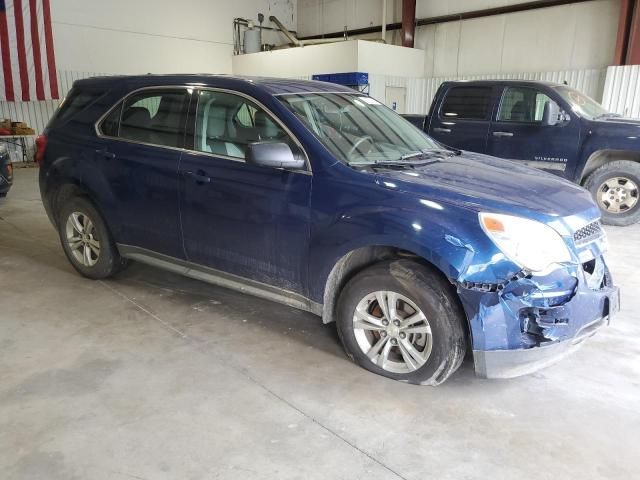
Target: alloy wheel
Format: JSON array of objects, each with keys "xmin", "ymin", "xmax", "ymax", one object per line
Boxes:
[
  {"xmin": 65, "ymin": 211, "xmax": 100, "ymax": 267},
  {"xmin": 597, "ymin": 177, "xmax": 639, "ymax": 214},
  {"xmin": 352, "ymin": 291, "xmax": 433, "ymax": 374}
]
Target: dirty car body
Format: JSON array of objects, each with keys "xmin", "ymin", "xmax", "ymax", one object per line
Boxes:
[{"xmin": 39, "ymin": 75, "xmax": 620, "ymax": 382}]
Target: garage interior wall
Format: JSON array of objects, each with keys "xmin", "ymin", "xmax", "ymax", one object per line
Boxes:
[
  {"xmin": 54, "ymin": 0, "xmax": 296, "ymax": 74},
  {"xmin": 0, "ymin": 0, "xmax": 296, "ymax": 159},
  {"xmin": 0, "ymin": 0, "xmax": 637, "ymax": 160},
  {"xmin": 298, "ymin": 0, "xmax": 621, "ymax": 77}
]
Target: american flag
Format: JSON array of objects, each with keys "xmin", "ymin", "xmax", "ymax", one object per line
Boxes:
[{"xmin": 0, "ymin": 0, "xmax": 58, "ymax": 101}]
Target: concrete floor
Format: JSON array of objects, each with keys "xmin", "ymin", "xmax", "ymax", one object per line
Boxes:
[{"xmin": 1, "ymin": 167, "xmax": 639, "ymax": 480}]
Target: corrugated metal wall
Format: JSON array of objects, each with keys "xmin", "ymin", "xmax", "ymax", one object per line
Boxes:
[
  {"xmin": 0, "ymin": 70, "xmax": 101, "ymax": 161},
  {"xmin": 368, "ymin": 75, "xmax": 427, "ymax": 114},
  {"xmin": 602, "ymin": 65, "xmax": 640, "ymax": 118}
]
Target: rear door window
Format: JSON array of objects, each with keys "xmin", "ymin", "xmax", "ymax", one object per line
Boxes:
[
  {"xmin": 497, "ymin": 87, "xmax": 553, "ymax": 123},
  {"xmin": 101, "ymin": 89, "xmax": 190, "ymax": 148},
  {"xmin": 440, "ymin": 86, "xmax": 492, "ymax": 120}
]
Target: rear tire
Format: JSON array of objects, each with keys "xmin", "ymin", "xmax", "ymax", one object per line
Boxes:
[
  {"xmin": 57, "ymin": 197, "xmax": 128, "ymax": 279},
  {"xmin": 584, "ymin": 160, "xmax": 640, "ymax": 226},
  {"xmin": 336, "ymin": 259, "xmax": 467, "ymax": 386}
]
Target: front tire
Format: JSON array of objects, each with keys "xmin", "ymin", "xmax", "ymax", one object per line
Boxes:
[
  {"xmin": 57, "ymin": 197, "xmax": 128, "ymax": 279},
  {"xmin": 336, "ymin": 259, "xmax": 467, "ymax": 386},
  {"xmin": 584, "ymin": 160, "xmax": 640, "ymax": 226}
]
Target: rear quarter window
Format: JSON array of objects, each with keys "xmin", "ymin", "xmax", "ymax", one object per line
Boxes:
[
  {"xmin": 440, "ymin": 86, "xmax": 492, "ymax": 120},
  {"xmin": 49, "ymin": 88, "xmax": 106, "ymax": 128}
]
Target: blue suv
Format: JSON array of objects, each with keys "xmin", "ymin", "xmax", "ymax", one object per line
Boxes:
[{"xmin": 39, "ymin": 75, "xmax": 619, "ymax": 385}]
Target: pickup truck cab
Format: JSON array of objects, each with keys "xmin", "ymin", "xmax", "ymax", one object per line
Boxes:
[
  {"xmin": 407, "ymin": 80, "xmax": 640, "ymax": 226},
  {"xmin": 39, "ymin": 75, "xmax": 618, "ymax": 385}
]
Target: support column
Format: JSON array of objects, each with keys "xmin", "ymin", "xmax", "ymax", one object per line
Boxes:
[
  {"xmin": 401, "ymin": 0, "xmax": 416, "ymax": 48},
  {"xmin": 614, "ymin": 0, "xmax": 640, "ymax": 65},
  {"xmin": 628, "ymin": 0, "xmax": 640, "ymax": 64}
]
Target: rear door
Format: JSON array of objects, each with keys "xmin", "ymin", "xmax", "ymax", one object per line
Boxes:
[
  {"xmin": 92, "ymin": 87, "xmax": 191, "ymax": 258},
  {"xmin": 488, "ymin": 85, "xmax": 580, "ymax": 176},
  {"xmin": 428, "ymin": 85, "xmax": 494, "ymax": 152},
  {"xmin": 178, "ymin": 89, "xmax": 312, "ymax": 293}
]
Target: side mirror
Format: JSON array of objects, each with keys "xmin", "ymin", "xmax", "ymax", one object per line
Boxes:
[
  {"xmin": 541, "ymin": 100, "xmax": 566, "ymax": 126},
  {"xmin": 246, "ymin": 142, "xmax": 305, "ymax": 170}
]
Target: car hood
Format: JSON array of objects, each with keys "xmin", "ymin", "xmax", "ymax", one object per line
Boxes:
[{"xmin": 372, "ymin": 151, "xmax": 599, "ymax": 226}]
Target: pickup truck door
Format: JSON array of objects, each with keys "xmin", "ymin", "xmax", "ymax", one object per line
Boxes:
[
  {"xmin": 428, "ymin": 85, "xmax": 496, "ymax": 153},
  {"xmin": 487, "ymin": 86, "xmax": 580, "ymax": 177},
  {"xmin": 178, "ymin": 89, "xmax": 311, "ymax": 294}
]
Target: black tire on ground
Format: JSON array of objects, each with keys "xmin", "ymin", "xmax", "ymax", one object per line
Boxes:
[
  {"xmin": 336, "ymin": 259, "xmax": 467, "ymax": 386},
  {"xmin": 584, "ymin": 160, "xmax": 640, "ymax": 226},
  {"xmin": 57, "ymin": 196, "xmax": 128, "ymax": 279}
]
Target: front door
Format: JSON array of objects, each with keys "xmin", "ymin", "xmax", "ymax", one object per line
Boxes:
[
  {"xmin": 92, "ymin": 87, "xmax": 191, "ymax": 258},
  {"xmin": 179, "ymin": 89, "xmax": 312, "ymax": 293},
  {"xmin": 488, "ymin": 86, "xmax": 580, "ymax": 177}
]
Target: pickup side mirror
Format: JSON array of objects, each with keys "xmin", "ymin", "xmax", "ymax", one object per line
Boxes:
[
  {"xmin": 246, "ymin": 142, "xmax": 305, "ymax": 170},
  {"xmin": 541, "ymin": 100, "xmax": 568, "ymax": 126}
]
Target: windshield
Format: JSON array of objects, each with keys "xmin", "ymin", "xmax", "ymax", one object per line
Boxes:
[
  {"xmin": 553, "ymin": 86, "xmax": 609, "ymax": 119},
  {"xmin": 277, "ymin": 92, "xmax": 445, "ymax": 165}
]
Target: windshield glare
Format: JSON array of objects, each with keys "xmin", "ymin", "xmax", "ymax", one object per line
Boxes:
[
  {"xmin": 277, "ymin": 92, "xmax": 443, "ymax": 165},
  {"xmin": 554, "ymin": 86, "xmax": 608, "ymax": 119}
]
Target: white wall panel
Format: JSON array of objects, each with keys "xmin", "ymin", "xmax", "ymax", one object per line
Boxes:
[
  {"xmin": 602, "ymin": 65, "xmax": 640, "ymax": 118},
  {"xmin": 299, "ymin": 0, "xmax": 620, "ymax": 77},
  {"xmin": 368, "ymin": 75, "xmax": 427, "ymax": 114},
  {"xmin": 53, "ymin": 0, "xmax": 296, "ymax": 74}
]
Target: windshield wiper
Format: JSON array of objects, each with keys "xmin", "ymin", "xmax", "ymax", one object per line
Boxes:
[{"xmin": 399, "ymin": 148, "xmax": 457, "ymax": 161}]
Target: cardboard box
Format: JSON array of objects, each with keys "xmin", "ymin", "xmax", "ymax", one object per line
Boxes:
[{"xmin": 12, "ymin": 127, "xmax": 35, "ymax": 135}]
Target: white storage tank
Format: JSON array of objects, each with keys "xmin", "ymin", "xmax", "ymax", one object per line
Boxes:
[{"xmin": 244, "ymin": 26, "xmax": 261, "ymax": 54}]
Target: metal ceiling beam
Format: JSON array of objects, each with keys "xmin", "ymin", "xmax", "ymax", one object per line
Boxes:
[{"xmin": 299, "ymin": 0, "xmax": 595, "ymax": 40}]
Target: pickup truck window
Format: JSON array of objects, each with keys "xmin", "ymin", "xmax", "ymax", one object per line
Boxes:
[
  {"xmin": 497, "ymin": 87, "xmax": 552, "ymax": 123},
  {"xmin": 553, "ymin": 86, "xmax": 608, "ymax": 119},
  {"xmin": 277, "ymin": 92, "xmax": 442, "ymax": 165},
  {"xmin": 440, "ymin": 86, "xmax": 492, "ymax": 120}
]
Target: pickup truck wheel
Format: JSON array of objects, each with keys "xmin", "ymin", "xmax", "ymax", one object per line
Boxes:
[
  {"xmin": 58, "ymin": 197, "xmax": 128, "ymax": 279},
  {"xmin": 585, "ymin": 161, "xmax": 640, "ymax": 226},
  {"xmin": 336, "ymin": 259, "xmax": 466, "ymax": 386}
]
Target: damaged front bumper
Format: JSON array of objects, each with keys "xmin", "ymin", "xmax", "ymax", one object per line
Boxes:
[
  {"xmin": 473, "ymin": 283, "xmax": 619, "ymax": 378},
  {"xmin": 458, "ymin": 253, "xmax": 620, "ymax": 379}
]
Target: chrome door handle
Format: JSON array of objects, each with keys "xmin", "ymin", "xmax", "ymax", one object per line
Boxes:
[
  {"xmin": 433, "ymin": 127, "xmax": 452, "ymax": 133},
  {"xmin": 493, "ymin": 131, "xmax": 514, "ymax": 137}
]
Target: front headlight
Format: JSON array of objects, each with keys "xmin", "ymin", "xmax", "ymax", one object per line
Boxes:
[{"xmin": 479, "ymin": 212, "xmax": 573, "ymax": 273}]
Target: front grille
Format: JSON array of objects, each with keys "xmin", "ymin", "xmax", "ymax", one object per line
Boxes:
[{"xmin": 574, "ymin": 220, "xmax": 603, "ymax": 246}]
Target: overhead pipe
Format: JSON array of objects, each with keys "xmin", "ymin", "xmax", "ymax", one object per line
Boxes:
[
  {"xmin": 299, "ymin": 0, "xmax": 594, "ymax": 40},
  {"xmin": 269, "ymin": 15, "xmax": 348, "ymax": 47},
  {"xmin": 269, "ymin": 15, "xmax": 303, "ymax": 46}
]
